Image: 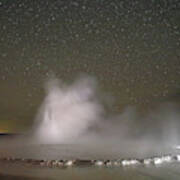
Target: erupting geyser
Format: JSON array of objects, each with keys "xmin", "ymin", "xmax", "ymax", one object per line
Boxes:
[
  {"xmin": 33, "ymin": 77, "xmax": 104, "ymax": 143},
  {"xmin": 32, "ymin": 76, "xmax": 180, "ymax": 158}
]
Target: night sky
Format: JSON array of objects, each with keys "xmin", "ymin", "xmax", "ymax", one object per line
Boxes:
[{"xmin": 0, "ymin": 0, "xmax": 180, "ymax": 132}]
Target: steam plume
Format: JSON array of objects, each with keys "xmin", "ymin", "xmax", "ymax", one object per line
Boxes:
[
  {"xmin": 34, "ymin": 76, "xmax": 104, "ymax": 143},
  {"xmin": 33, "ymin": 76, "xmax": 180, "ymax": 157}
]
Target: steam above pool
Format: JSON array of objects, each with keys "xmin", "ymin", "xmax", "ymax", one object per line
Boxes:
[
  {"xmin": 34, "ymin": 76, "xmax": 104, "ymax": 143},
  {"xmin": 32, "ymin": 76, "xmax": 180, "ymax": 157}
]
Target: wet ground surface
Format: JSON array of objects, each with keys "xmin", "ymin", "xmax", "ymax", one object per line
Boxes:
[
  {"xmin": 1, "ymin": 136, "xmax": 180, "ymax": 179},
  {"xmin": 1, "ymin": 160, "xmax": 180, "ymax": 180}
]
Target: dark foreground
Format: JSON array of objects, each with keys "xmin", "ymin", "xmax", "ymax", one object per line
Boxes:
[
  {"xmin": 1, "ymin": 135, "xmax": 180, "ymax": 179},
  {"xmin": 1, "ymin": 160, "xmax": 180, "ymax": 180},
  {"xmin": 0, "ymin": 174, "xmax": 50, "ymax": 180}
]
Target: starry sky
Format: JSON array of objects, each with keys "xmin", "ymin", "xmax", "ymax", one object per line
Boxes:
[{"xmin": 0, "ymin": 0, "xmax": 180, "ymax": 132}]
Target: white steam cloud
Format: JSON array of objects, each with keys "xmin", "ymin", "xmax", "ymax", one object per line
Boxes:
[
  {"xmin": 34, "ymin": 76, "xmax": 104, "ymax": 143},
  {"xmin": 33, "ymin": 76, "xmax": 180, "ymax": 157}
]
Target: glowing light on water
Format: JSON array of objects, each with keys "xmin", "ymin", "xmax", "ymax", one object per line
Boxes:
[
  {"xmin": 121, "ymin": 159, "xmax": 140, "ymax": 166},
  {"xmin": 153, "ymin": 157, "xmax": 163, "ymax": 165},
  {"xmin": 175, "ymin": 154, "xmax": 180, "ymax": 161},
  {"xmin": 143, "ymin": 158, "xmax": 152, "ymax": 165},
  {"xmin": 175, "ymin": 145, "xmax": 180, "ymax": 150},
  {"xmin": 94, "ymin": 160, "xmax": 104, "ymax": 166}
]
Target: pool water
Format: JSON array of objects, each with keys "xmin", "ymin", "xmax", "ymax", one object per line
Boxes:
[
  {"xmin": 1, "ymin": 136, "xmax": 180, "ymax": 179},
  {"xmin": 1, "ymin": 160, "xmax": 180, "ymax": 180}
]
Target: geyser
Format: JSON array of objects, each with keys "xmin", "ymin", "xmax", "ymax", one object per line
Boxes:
[
  {"xmin": 34, "ymin": 76, "xmax": 104, "ymax": 143},
  {"xmin": 32, "ymin": 75, "xmax": 180, "ymax": 158}
]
